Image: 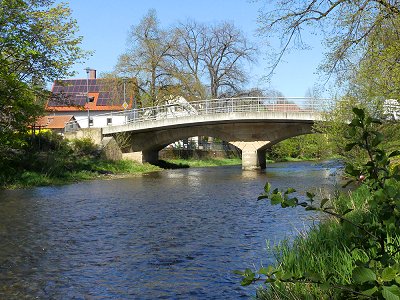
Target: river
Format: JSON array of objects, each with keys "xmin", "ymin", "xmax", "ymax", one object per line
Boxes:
[{"xmin": 0, "ymin": 161, "xmax": 342, "ymax": 299}]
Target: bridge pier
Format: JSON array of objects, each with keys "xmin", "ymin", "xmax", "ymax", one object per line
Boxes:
[
  {"xmin": 122, "ymin": 150, "xmax": 159, "ymax": 164},
  {"xmin": 230, "ymin": 141, "xmax": 269, "ymax": 170},
  {"xmin": 142, "ymin": 149, "xmax": 159, "ymax": 164}
]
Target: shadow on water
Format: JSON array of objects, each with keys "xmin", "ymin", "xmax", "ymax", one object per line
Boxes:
[{"xmin": 152, "ymin": 159, "xmax": 190, "ymax": 169}]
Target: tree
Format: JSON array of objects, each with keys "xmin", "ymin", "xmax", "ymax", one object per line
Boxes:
[
  {"xmin": 173, "ymin": 20, "xmax": 257, "ymax": 99},
  {"xmin": 0, "ymin": 0, "xmax": 86, "ymax": 178},
  {"xmin": 202, "ymin": 22, "xmax": 256, "ymax": 98},
  {"xmin": 171, "ymin": 20, "xmax": 208, "ymax": 100},
  {"xmin": 257, "ymin": 0, "xmax": 400, "ymax": 82},
  {"xmin": 0, "ymin": 0, "xmax": 86, "ymax": 82},
  {"xmin": 349, "ymin": 16, "xmax": 400, "ymax": 100},
  {"xmin": 117, "ymin": 11, "xmax": 257, "ymax": 104},
  {"xmin": 116, "ymin": 10, "xmax": 177, "ymax": 107},
  {"xmin": 99, "ymin": 73, "xmax": 138, "ymax": 107}
]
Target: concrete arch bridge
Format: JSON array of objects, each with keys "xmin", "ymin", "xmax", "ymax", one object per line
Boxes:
[{"xmin": 65, "ymin": 97, "xmax": 328, "ymax": 170}]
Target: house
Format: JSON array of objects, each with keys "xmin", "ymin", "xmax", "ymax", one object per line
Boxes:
[
  {"xmin": 46, "ymin": 70, "xmax": 136, "ymax": 128},
  {"xmin": 34, "ymin": 115, "xmax": 80, "ymax": 134}
]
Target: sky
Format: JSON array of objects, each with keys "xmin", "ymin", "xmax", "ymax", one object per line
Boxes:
[{"xmin": 63, "ymin": 0, "xmax": 327, "ymax": 97}]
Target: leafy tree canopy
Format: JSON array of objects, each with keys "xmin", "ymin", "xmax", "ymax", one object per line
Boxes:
[
  {"xmin": 0, "ymin": 0, "xmax": 87, "ymax": 83},
  {"xmin": 0, "ymin": 0, "xmax": 87, "ymax": 173},
  {"xmin": 257, "ymin": 0, "xmax": 400, "ymax": 93}
]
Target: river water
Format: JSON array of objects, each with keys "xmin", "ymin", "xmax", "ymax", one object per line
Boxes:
[{"xmin": 0, "ymin": 161, "xmax": 342, "ymax": 299}]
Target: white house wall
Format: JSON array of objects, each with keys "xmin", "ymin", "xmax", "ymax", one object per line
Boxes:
[{"xmin": 49, "ymin": 110, "xmax": 128, "ymax": 128}]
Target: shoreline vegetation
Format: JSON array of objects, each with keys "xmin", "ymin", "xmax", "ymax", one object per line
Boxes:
[
  {"xmin": 236, "ymin": 108, "xmax": 400, "ymax": 299},
  {"xmin": 1, "ymin": 151, "xmax": 330, "ymax": 190},
  {"xmin": 0, "ymin": 157, "xmax": 248, "ymax": 190},
  {"xmin": 1, "ymin": 131, "xmax": 333, "ymax": 190}
]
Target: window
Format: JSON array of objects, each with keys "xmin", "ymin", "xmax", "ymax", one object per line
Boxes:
[{"xmin": 107, "ymin": 118, "xmax": 112, "ymax": 125}]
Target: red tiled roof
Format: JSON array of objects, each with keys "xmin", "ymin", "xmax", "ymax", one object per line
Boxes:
[{"xmin": 35, "ymin": 115, "xmax": 76, "ymax": 129}]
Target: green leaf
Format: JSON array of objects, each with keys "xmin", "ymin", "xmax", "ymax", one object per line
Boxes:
[
  {"xmin": 345, "ymin": 164, "xmax": 360, "ymax": 176},
  {"xmin": 342, "ymin": 208, "xmax": 353, "ymax": 216},
  {"xmin": 382, "ymin": 285, "xmax": 400, "ymax": 300},
  {"xmin": 306, "ymin": 192, "xmax": 315, "ymax": 199},
  {"xmin": 257, "ymin": 194, "xmax": 269, "ymax": 201},
  {"xmin": 258, "ymin": 267, "xmax": 269, "ymax": 275},
  {"xmin": 382, "ymin": 267, "xmax": 398, "ymax": 282},
  {"xmin": 389, "ymin": 150, "xmax": 400, "ymax": 158},
  {"xmin": 258, "ymin": 265, "xmax": 275, "ymax": 276},
  {"xmin": 285, "ymin": 187, "xmax": 296, "ymax": 194},
  {"xmin": 345, "ymin": 142, "xmax": 357, "ymax": 151},
  {"xmin": 348, "ymin": 126, "xmax": 357, "ymax": 137},
  {"xmin": 270, "ymin": 193, "xmax": 283, "ymax": 205},
  {"xmin": 285, "ymin": 198, "xmax": 297, "ymax": 207},
  {"xmin": 372, "ymin": 132, "xmax": 384, "ymax": 147},
  {"xmin": 362, "ymin": 286, "xmax": 378, "ymax": 296},
  {"xmin": 320, "ymin": 198, "xmax": 329, "ymax": 208},
  {"xmin": 264, "ymin": 182, "xmax": 271, "ymax": 193},
  {"xmin": 352, "ymin": 266, "xmax": 377, "ymax": 283},
  {"xmin": 352, "ymin": 107, "xmax": 365, "ymax": 120}
]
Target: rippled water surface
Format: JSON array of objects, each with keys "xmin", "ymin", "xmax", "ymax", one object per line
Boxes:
[{"xmin": 0, "ymin": 161, "xmax": 342, "ymax": 299}]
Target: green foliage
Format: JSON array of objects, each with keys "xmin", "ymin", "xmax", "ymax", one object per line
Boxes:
[
  {"xmin": 350, "ymin": 16, "xmax": 400, "ymax": 100},
  {"xmin": 237, "ymin": 108, "xmax": 400, "ymax": 299},
  {"xmin": 0, "ymin": 134, "xmax": 161, "ymax": 189},
  {"xmin": 70, "ymin": 138, "xmax": 99, "ymax": 156},
  {"xmin": 0, "ymin": 0, "xmax": 87, "ymax": 81},
  {"xmin": 0, "ymin": 0, "xmax": 87, "ymax": 182},
  {"xmin": 267, "ymin": 134, "xmax": 332, "ymax": 161}
]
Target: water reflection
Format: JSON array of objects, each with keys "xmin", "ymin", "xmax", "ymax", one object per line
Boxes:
[{"xmin": 0, "ymin": 161, "xmax": 342, "ymax": 299}]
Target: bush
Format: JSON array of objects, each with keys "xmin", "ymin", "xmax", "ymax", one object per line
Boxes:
[
  {"xmin": 237, "ymin": 108, "xmax": 400, "ymax": 299},
  {"xmin": 70, "ymin": 138, "xmax": 99, "ymax": 157}
]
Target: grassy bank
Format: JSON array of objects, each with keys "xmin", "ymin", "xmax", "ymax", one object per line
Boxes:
[
  {"xmin": 0, "ymin": 133, "xmax": 164, "ymax": 189},
  {"xmin": 5, "ymin": 159, "xmax": 161, "ymax": 189},
  {"xmin": 165, "ymin": 157, "xmax": 241, "ymax": 168},
  {"xmin": 257, "ymin": 187, "xmax": 373, "ymax": 299},
  {"xmin": 236, "ymin": 108, "xmax": 400, "ymax": 299},
  {"xmin": 1, "ymin": 133, "xmax": 244, "ymax": 189}
]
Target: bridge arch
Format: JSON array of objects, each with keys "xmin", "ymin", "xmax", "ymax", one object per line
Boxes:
[
  {"xmin": 66, "ymin": 97, "xmax": 324, "ymax": 170},
  {"xmin": 112, "ymin": 120, "xmax": 314, "ymax": 170}
]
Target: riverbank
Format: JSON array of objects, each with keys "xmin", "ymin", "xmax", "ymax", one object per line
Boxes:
[
  {"xmin": 3, "ymin": 157, "xmax": 243, "ymax": 189},
  {"xmin": 3, "ymin": 156, "xmax": 336, "ymax": 190},
  {"xmin": 164, "ymin": 157, "xmax": 241, "ymax": 168},
  {"xmin": 3, "ymin": 159, "xmax": 162, "ymax": 190},
  {"xmin": 249, "ymin": 179, "xmax": 400, "ymax": 299},
  {"xmin": 256, "ymin": 186, "xmax": 371, "ymax": 299}
]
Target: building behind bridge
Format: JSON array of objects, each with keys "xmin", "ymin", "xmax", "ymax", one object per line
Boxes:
[{"xmin": 46, "ymin": 70, "xmax": 136, "ymax": 130}]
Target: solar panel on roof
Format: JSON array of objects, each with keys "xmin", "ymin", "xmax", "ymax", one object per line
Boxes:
[{"xmin": 49, "ymin": 78, "xmax": 132, "ymax": 109}]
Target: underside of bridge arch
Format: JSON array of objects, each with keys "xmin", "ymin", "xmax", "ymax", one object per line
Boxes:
[{"xmin": 116, "ymin": 121, "xmax": 313, "ymax": 170}]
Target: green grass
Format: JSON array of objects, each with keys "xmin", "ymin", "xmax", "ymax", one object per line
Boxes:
[
  {"xmin": 257, "ymin": 187, "xmax": 383, "ymax": 299},
  {"xmin": 5, "ymin": 159, "xmax": 161, "ymax": 189},
  {"xmin": 165, "ymin": 157, "xmax": 241, "ymax": 167},
  {"xmin": 3, "ymin": 156, "xmax": 239, "ymax": 189}
]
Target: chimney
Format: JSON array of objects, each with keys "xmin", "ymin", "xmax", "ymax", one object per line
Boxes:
[{"xmin": 89, "ymin": 69, "xmax": 96, "ymax": 79}]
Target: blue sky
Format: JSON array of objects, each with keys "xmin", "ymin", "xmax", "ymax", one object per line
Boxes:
[{"xmin": 64, "ymin": 0, "xmax": 326, "ymax": 97}]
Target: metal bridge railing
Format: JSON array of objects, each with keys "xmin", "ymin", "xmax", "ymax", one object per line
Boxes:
[{"xmin": 65, "ymin": 97, "xmax": 332, "ymax": 132}]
